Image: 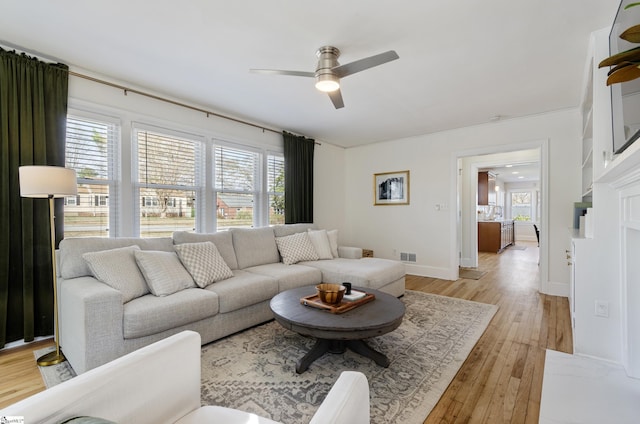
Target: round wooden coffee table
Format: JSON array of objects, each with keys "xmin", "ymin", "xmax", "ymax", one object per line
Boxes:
[{"xmin": 270, "ymin": 285, "xmax": 405, "ymax": 373}]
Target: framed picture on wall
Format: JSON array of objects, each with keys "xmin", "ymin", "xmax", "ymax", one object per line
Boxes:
[{"xmin": 374, "ymin": 170, "xmax": 410, "ymax": 205}]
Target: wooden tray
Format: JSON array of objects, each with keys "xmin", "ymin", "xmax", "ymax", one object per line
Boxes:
[{"xmin": 300, "ymin": 292, "xmax": 375, "ymax": 314}]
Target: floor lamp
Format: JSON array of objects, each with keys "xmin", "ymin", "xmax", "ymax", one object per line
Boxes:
[{"xmin": 19, "ymin": 165, "xmax": 77, "ymax": 366}]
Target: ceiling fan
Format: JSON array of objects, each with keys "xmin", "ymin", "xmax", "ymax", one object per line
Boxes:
[{"xmin": 250, "ymin": 46, "xmax": 399, "ymax": 109}]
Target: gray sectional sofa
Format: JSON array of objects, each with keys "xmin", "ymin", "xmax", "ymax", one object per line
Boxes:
[{"xmin": 57, "ymin": 223, "xmax": 405, "ymax": 374}]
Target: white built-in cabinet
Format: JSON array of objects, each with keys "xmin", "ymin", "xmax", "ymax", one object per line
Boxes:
[{"xmin": 571, "ymin": 27, "xmax": 640, "ymax": 378}]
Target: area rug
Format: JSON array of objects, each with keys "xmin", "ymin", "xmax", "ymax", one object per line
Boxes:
[
  {"xmin": 37, "ymin": 290, "xmax": 497, "ymax": 424},
  {"xmin": 34, "ymin": 348, "xmax": 77, "ymax": 387},
  {"xmin": 458, "ymin": 268, "xmax": 487, "ymax": 280},
  {"xmin": 200, "ymin": 290, "xmax": 497, "ymax": 424}
]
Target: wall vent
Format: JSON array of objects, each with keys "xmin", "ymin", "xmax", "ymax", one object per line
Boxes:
[{"xmin": 400, "ymin": 252, "xmax": 416, "ymax": 262}]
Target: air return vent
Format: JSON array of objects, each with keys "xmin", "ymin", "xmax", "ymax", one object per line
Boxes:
[{"xmin": 400, "ymin": 252, "xmax": 416, "ymax": 262}]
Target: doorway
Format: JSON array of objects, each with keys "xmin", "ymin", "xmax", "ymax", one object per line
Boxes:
[{"xmin": 452, "ymin": 141, "xmax": 549, "ymax": 293}]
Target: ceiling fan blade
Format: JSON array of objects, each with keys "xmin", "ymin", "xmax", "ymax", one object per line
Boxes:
[
  {"xmin": 249, "ymin": 69, "xmax": 315, "ymax": 78},
  {"xmin": 328, "ymin": 89, "xmax": 344, "ymax": 109},
  {"xmin": 332, "ymin": 50, "xmax": 399, "ymax": 78}
]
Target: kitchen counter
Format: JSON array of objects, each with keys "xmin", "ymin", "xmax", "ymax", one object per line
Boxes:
[{"xmin": 478, "ymin": 220, "xmax": 514, "ymax": 253}]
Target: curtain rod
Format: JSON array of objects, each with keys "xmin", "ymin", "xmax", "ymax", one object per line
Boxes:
[
  {"xmin": 2, "ymin": 42, "xmax": 317, "ymax": 141},
  {"xmin": 68, "ymin": 70, "xmax": 284, "ymax": 135}
]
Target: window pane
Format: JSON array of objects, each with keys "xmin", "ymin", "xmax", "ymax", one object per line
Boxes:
[
  {"xmin": 215, "ymin": 146, "xmax": 257, "ymax": 191},
  {"xmin": 64, "ymin": 183, "xmax": 110, "ymax": 237},
  {"xmin": 216, "ymin": 193, "xmax": 254, "ymax": 230},
  {"xmin": 214, "ymin": 145, "xmax": 259, "ymax": 229},
  {"xmin": 138, "ymin": 132, "xmax": 196, "ymax": 187},
  {"xmin": 511, "ymin": 192, "xmax": 532, "ymax": 221},
  {"xmin": 140, "ymin": 188, "xmax": 196, "ymax": 237},
  {"xmin": 267, "ymin": 154, "xmax": 285, "ymax": 225},
  {"xmin": 64, "ymin": 116, "xmax": 116, "ymax": 237},
  {"xmin": 137, "ymin": 129, "xmax": 198, "ymax": 237}
]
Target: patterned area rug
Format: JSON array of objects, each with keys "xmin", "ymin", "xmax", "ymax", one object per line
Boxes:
[
  {"xmin": 38, "ymin": 290, "xmax": 497, "ymax": 424},
  {"xmin": 200, "ymin": 290, "xmax": 497, "ymax": 423}
]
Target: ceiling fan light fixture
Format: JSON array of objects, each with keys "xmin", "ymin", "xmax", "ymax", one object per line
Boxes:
[{"xmin": 315, "ymin": 73, "xmax": 340, "ymax": 92}]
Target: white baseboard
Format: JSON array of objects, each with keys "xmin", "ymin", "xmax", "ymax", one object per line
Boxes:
[
  {"xmin": 404, "ymin": 264, "xmax": 457, "ymax": 281},
  {"xmin": 542, "ymin": 280, "xmax": 569, "ymax": 297}
]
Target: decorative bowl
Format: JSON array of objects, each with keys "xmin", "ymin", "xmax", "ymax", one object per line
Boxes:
[{"xmin": 316, "ymin": 283, "xmax": 346, "ymax": 305}]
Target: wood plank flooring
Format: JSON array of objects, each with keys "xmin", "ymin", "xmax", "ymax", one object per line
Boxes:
[
  {"xmin": 408, "ymin": 242, "xmax": 572, "ymax": 423},
  {"xmin": 0, "ymin": 240, "xmax": 572, "ymax": 423}
]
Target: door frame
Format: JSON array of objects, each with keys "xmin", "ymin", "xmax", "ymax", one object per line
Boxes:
[{"xmin": 450, "ymin": 139, "xmax": 549, "ymax": 293}]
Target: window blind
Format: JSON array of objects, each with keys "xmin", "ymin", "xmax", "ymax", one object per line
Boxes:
[
  {"xmin": 135, "ymin": 128, "xmax": 200, "ymax": 236},
  {"xmin": 64, "ymin": 115, "xmax": 118, "ymax": 237}
]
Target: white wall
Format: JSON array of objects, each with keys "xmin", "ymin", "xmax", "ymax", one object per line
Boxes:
[
  {"xmin": 340, "ymin": 109, "xmax": 581, "ymax": 294},
  {"xmin": 67, "ymin": 68, "xmax": 581, "ymax": 295}
]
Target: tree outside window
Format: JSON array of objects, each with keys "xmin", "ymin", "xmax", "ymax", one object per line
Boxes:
[{"xmin": 511, "ymin": 192, "xmax": 532, "ymax": 221}]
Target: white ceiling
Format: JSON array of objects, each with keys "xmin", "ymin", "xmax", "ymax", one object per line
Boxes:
[{"xmin": 0, "ymin": 1, "xmax": 619, "ymax": 148}]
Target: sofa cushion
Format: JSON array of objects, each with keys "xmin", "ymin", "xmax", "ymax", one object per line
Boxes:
[
  {"xmin": 244, "ymin": 263, "xmax": 322, "ymax": 292},
  {"xmin": 205, "ymin": 270, "xmax": 278, "ymax": 313},
  {"xmin": 174, "ymin": 242, "xmax": 234, "ymax": 288},
  {"xmin": 300, "ymin": 258, "xmax": 406, "ymax": 290},
  {"xmin": 307, "ymin": 229, "xmax": 334, "ymax": 260},
  {"xmin": 230, "ymin": 227, "xmax": 280, "ymax": 269},
  {"xmin": 272, "ymin": 223, "xmax": 317, "ymax": 237},
  {"xmin": 59, "ymin": 237, "xmax": 174, "ymax": 279},
  {"xmin": 172, "ymin": 231, "xmax": 238, "ymax": 270},
  {"xmin": 134, "ymin": 250, "xmax": 195, "ymax": 296},
  {"xmin": 123, "ymin": 288, "xmax": 219, "ymax": 339},
  {"xmin": 83, "ymin": 245, "xmax": 149, "ymax": 303},
  {"xmin": 275, "ymin": 232, "xmax": 319, "ymax": 265}
]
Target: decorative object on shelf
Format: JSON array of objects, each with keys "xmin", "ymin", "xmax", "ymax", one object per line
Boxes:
[
  {"xmin": 374, "ymin": 170, "xmax": 410, "ymax": 205},
  {"xmin": 362, "ymin": 249, "xmax": 374, "ymax": 257},
  {"xmin": 599, "ymin": 2, "xmax": 640, "ymax": 85},
  {"xmin": 19, "ymin": 165, "xmax": 77, "ymax": 366}
]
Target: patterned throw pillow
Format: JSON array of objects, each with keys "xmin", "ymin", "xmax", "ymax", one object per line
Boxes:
[
  {"xmin": 307, "ymin": 229, "xmax": 334, "ymax": 260},
  {"xmin": 174, "ymin": 242, "xmax": 234, "ymax": 288},
  {"xmin": 82, "ymin": 245, "xmax": 149, "ymax": 303},
  {"xmin": 275, "ymin": 232, "xmax": 320, "ymax": 265},
  {"xmin": 134, "ymin": 250, "xmax": 195, "ymax": 296}
]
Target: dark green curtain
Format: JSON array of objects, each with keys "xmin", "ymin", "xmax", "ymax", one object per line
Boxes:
[
  {"xmin": 0, "ymin": 48, "xmax": 69, "ymax": 347},
  {"xmin": 283, "ymin": 131, "xmax": 314, "ymax": 224}
]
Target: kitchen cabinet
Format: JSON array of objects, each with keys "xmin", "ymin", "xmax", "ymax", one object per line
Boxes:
[
  {"xmin": 478, "ymin": 220, "xmax": 514, "ymax": 253},
  {"xmin": 478, "ymin": 171, "xmax": 496, "ymax": 205}
]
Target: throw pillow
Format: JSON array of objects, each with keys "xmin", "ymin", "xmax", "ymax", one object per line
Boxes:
[
  {"xmin": 174, "ymin": 242, "xmax": 234, "ymax": 288},
  {"xmin": 275, "ymin": 232, "xmax": 319, "ymax": 265},
  {"xmin": 82, "ymin": 245, "xmax": 149, "ymax": 303},
  {"xmin": 307, "ymin": 229, "xmax": 334, "ymax": 260},
  {"xmin": 327, "ymin": 229, "xmax": 339, "ymax": 258},
  {"xmin": 134, "ymin": 250, "xmax": 195, "ymax": 296}
]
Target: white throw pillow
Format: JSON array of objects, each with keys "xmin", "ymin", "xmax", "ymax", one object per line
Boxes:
[
  {"xmin": 327, "ymin": 229, "xmax": 339, "ymax": 258},
  {"xmin": 275, "ymin": 232, "xmax": 320, "ymax": 265},
  {"xmin": 307, "ymin": 229, "xmax": 334, "ymax": 260},
  {"xmin": 82, "ymin": 245, "xmax": 149, "ymax": 303},
  {"xmin": 174, "ymin": 242, "xmax": 234, "ymax": 288},
  {"xmin": 134, "ymin": 250, "xmax": 195, "ymax": 296}
]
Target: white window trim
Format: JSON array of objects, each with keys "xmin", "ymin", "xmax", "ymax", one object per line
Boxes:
[{"xmin": 66, "ymin": 102, "xmax": 284, "ymax": 237}]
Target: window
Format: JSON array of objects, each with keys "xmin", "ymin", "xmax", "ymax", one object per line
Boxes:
[
  {"xmin": 267, "ymin": 153, "xmax": 285, "ymax": 225},
  {"xmin": 135, "ymin": 127, "xmax": 201, "ymax": 237},
  {"xmin": 214, "ymin": 144, "xmax": 259, "ymax": 230},
  {"xmin": 511, "ymin": 192, "xmax": 532, "ymax": 221},
  {"xmin": 65, "ymin": 107, "xmax": 282, "ymax": 238},
  {"xmin": 64, "ymin": 115, "xmax": 118, "ymax": 237}
]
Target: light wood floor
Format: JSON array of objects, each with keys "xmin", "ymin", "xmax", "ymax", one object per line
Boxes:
[{"xmin": 0, "ymin": 240, "xmax": 571, "ymax": 422}]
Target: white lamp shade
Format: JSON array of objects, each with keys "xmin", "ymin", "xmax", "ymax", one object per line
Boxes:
[{"xmin": 19, "ymin": 166, "xmax": 78, "ymax": 198}]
